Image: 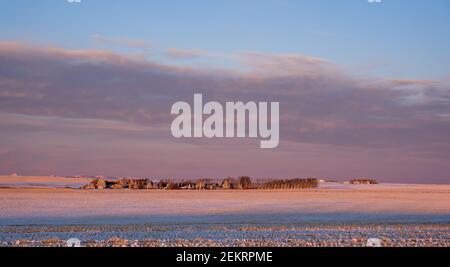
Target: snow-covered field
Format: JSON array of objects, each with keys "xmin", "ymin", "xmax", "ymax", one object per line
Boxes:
[
  {"xmin": 1, "ymin": 181, "xmax": 450, "ymax": 223},
  {"xmin": 0, "ymin": 175, "xmax": 91, "ymax": 189},
  {"xmin": 0, "ymin": 176, "xmax": 448, "ymax": 247}
]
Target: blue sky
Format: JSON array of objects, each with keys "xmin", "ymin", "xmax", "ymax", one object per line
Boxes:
[
  {"xmin": 1, "ymin": 1, "xmax": 450, "ymax": 182},
  {"xmin": 1, "ymin": 0, "xmax": 449, "ymax": 79}
]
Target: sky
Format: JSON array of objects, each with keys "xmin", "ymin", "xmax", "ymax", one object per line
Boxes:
[{"xmin": 0, "ymin": 0, "xmax": 450, "ymax": 183}]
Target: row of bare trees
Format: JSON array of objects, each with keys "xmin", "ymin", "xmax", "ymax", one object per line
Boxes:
[
  {"xmin": 349, "ymin": 179, "xmax": 378, "ymax": 184},
  {"xmin": 256, "ymin": 178, "xmax": 319, "ymax": 189},
  {"xmin": 83, "ymin": 177, "xmax": 319, "ymax": 190}
]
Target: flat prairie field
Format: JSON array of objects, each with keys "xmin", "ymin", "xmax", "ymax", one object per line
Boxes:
[{"xmin": 0, "ymin": 177, "xmax": 449, "ymax": 247}]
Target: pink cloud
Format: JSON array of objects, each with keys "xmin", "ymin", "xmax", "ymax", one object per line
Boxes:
[
  {"xmin": 0, "ymin": 41, "xmax": 449, "ymax": 182},
  {"xmin": 166, "ymin": 48, "xmax": 207, "ymax": 59}
]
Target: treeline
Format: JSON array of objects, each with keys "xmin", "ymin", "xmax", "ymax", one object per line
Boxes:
[
  {"xmin": 82, "ymin": 176, "xmax": 319, "ymax": 190},
  {"xmin": 256, "ymin": 178, "xmax": 319, "ymax": 189},
  {"xmin": 349, "ymin": 179, "xmax": 378, "ymax": 184}
]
